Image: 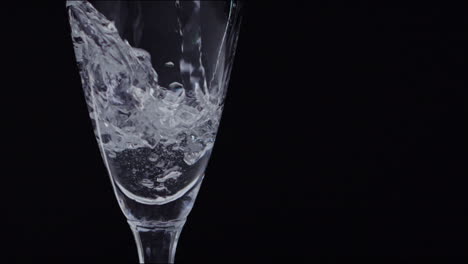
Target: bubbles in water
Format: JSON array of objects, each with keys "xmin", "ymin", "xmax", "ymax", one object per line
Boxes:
[
  {"xmin": 68, "ymin": 1, "xmax": 222, "ymax": 164},
  {"xmin": 157, "ymin": 171, "xmax": 183, "ymax": 183},
  {"xmin": 68, "ymin": 0, "xmax": 227, "ymax": 203},
  {"xmin": 169, "ymin": 82, "xmax": 184, "ymax": 90},
  {"xmin": 148, "ymin": 153, "xmax": 159, "ymax": 162},
  {"xmin": 140, "ymin": 179, "xmax": 154, "ymax": 188},
  {"xmin": 164, "ymin": 61, "xmax": 175, "ymax": 68}
]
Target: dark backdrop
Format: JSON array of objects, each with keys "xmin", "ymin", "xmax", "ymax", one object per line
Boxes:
[{"xmin": 1, "ymin": 0, "xmax": 466, "ymax": 262}]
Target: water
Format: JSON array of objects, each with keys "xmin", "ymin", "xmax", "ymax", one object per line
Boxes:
[{"xmin": 68, "ymin": 1, "xmax": 225, "ymax": 205}]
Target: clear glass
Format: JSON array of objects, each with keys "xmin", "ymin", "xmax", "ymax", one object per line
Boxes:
[{"xmin": 66, "ymin": 1, "xmax": 242, "ymax": 262}]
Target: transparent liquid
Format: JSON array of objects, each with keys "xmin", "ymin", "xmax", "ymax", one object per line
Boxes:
[{"xmin": 68, "ymin": 1, "xmax": 226, "ymax": 205}]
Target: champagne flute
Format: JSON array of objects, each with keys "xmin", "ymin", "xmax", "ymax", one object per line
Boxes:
[{"xmin": 66, "ymin": 1, "xmax": 242, "ymax": 262}]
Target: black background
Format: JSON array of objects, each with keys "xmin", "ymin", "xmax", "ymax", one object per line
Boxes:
[{"xmin": 1, "ymin": 0, "xmax": 466, "ymax": 262}]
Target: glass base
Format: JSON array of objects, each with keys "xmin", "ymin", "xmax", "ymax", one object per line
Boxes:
[{"xmin": 129, "ymin": 220, "xmax": 186, "ymax": 264}]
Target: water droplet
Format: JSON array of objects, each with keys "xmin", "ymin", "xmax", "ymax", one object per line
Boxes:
[
  {"xmin": 157, "ymin": 171, "xmax": 182, "ymax": 183},
  {"xmin": 155, "ymin": 160, "xmax": 166, "ymax": 168},
  {"xmin": 148, "ymin": 153, "xmax": 159, "ymax": 162},
  {"xmin": 169, "ymin": 82, "xmax": 184, "ymax": 89},
  {"xmin": 140, "ymin": 179, "xmax": 154, "ymax": 188},
  {"xmin": 155, "ymin": 185, "xmax": 169, "ymax": 192}
]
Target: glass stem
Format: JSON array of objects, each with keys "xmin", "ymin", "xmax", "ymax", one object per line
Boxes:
[{"xmin": 129, "ymin": 220, "xmax": 186, "ymax": 264}]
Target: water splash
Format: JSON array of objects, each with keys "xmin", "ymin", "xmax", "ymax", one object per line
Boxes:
[{"xmin": 68, "ymin": 0, "xmax": 226, "ymax": 204}]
